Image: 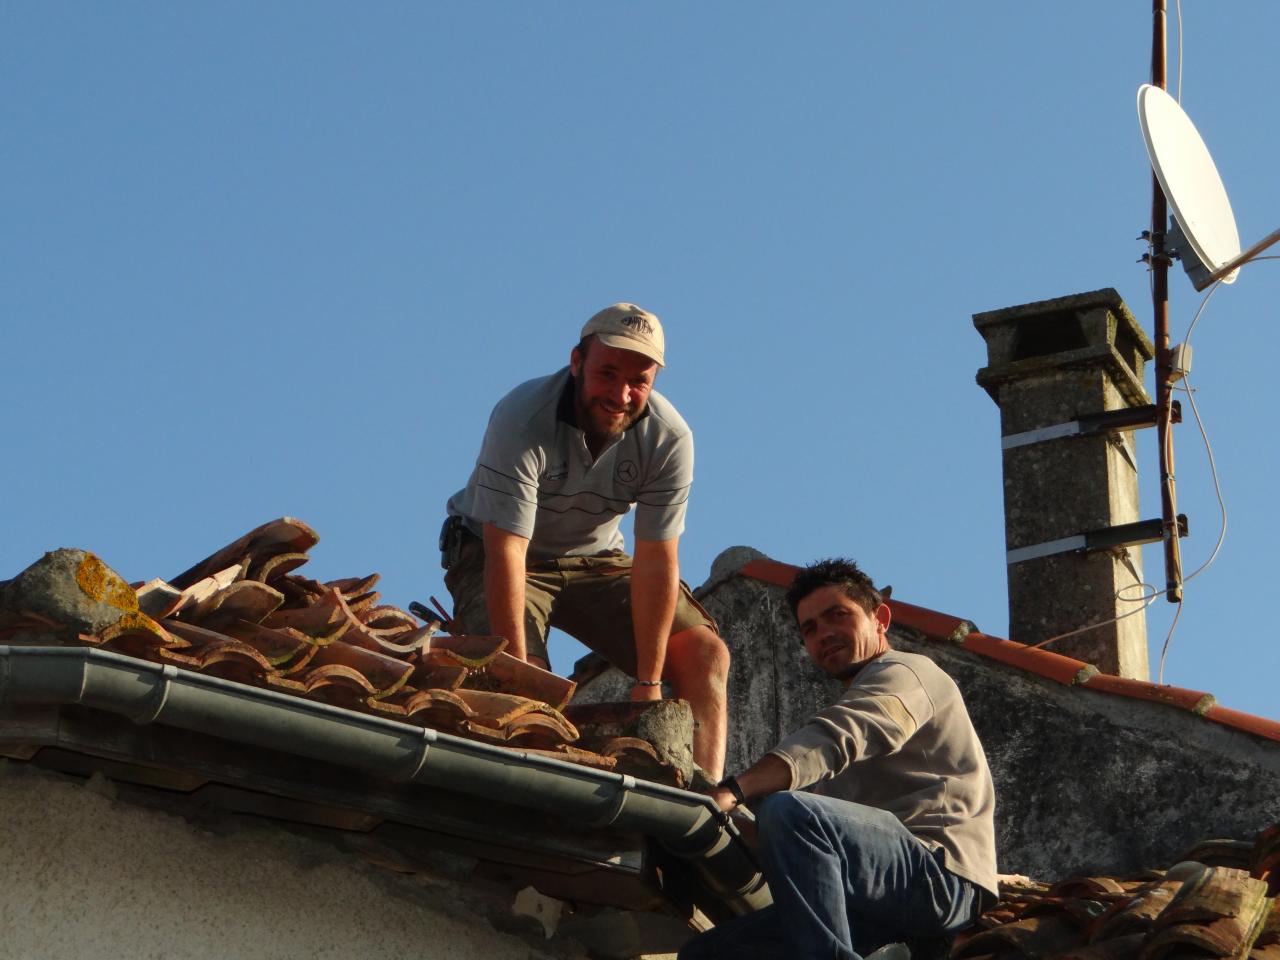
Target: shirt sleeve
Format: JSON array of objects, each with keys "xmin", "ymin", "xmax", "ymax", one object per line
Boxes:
[
  {"xmin": 633, "ymin": 427, "xmax": 693, "ymax": 542},
  {"xmin": 467, "ymin": 402, "xmax": 544, "ymax": 540},
  {"xmin": 767, "ymin": 661, "xmax": 934, "ymax": 791}
]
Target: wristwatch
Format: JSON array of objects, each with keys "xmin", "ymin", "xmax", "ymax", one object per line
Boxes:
[{"xmin": 717, "ymin": 775, "xmax": 747, "ymax": 807}]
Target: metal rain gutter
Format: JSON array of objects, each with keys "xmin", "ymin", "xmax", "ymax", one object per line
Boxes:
[{"xmin": 0, "ymin": 645, "xmax": 769, "ymax": 915}]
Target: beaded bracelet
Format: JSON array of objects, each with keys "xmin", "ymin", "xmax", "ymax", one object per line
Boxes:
[{"xmin": 632, "ymin": 679, "xmax": 663, "ymax": 687}]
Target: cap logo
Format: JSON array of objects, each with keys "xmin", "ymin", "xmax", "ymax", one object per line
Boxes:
[{"xmin": 621, "ymin": 315, "xmax": 654, "ymax": 335}]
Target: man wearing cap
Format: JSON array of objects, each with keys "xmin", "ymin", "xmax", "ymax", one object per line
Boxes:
[{"xmin": 443, "ymin": 303, "xmax": 729, "ymax": 779}]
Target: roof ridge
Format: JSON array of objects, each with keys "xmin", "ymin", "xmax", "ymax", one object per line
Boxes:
[{"xmin": 734, "ymin": 558, "xmax": 1280, "ymax": 744}]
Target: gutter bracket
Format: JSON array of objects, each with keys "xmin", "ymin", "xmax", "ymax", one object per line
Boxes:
[
  {"xmin": 586, "ymin": 774, "xmax": 637, "ymax": 828},
  {"xmin": 395, "ymin": 726, "xmax": 437, "ymax": 782},
  {"xmin": 132, "ymin": 664, "xmax": 177, "ymax": 725}
]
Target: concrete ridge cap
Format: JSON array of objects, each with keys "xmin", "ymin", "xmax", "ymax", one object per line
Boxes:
[
  {"xmin": 731, "ymin": 558, "xmax": 1279, "ymax": 739},
  {"xmin": 1202, "ymin": 705, "xmax": 1280, "ymax": 744},
  {"xmin": 962, "ymin": 632, "xmax": 1098, "ymax": 686},
  {"xmin": 1078, "ymin": 673, "xmax": 1217, "ymax": 714},
  {"xmin": 971, "ymin": 288, "xmax": 1128, "ymax": 329},
  {"xmin": 735, "ymin": 558, "xmax": 800, "ymax": 589}
]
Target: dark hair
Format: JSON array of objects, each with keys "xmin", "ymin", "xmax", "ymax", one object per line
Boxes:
[
  {"xmin": 785, "ymin": 557, "xmax": 882, "ymax": 619},
  {"xmin": 574, "ymin": 334, "xmax": 595, "ymax": 360}
]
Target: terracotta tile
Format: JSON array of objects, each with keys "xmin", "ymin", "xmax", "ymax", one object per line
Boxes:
[
  {"xmin": 1079, "ymin": 674, "xmax": 1216, "ymax": 713},
  {"xmin": 307, "ymin": 640, "xmax": 413, "ymax": 698},
  {"xmin": 157, "ymin": 638, "xmax": 275, "ymax": 677},
  {"xmin": 345, "ymin": 621, "xmax": 434, "ymax": 656},
  {"xmin": 263, "ymin": 587, "xmax": 353, "ymax": 643},
  {"xmin": 169, "ymin": 517, "xmax": 319, "ymax": 590},
  {"xmin": 489, "ymin": 710, "xmax": 578, "ymax": 746},
  {"xmin": 323, "ymin": 573, "xmax": 380, "ymax": 598},
  {"xmin": 886, "ymin": 599, "xmax": 976, "ymax": 644},
  {"xmin": 519, "ymin": 744, "xmax": 618, "ymax": 771},
  {"xmin": 134, "ymin": 578, "xmax": 184, "ymax": 619},
  {"xmin": 954, "ymin": 914, "xmax": 1088, "ymax": 959},
  {"xmin": 463, "ymin": 651, "xmax": 576, "ymax": 710},
  {"xmin": 215, "ymin": 619, "xmax": 317, "ymax": 670},
  {"xmin": 361, "ymin": 605, "xmax": 418, "ymax": 632},
  {"xmin": 406, "ymin": 659, "xmax": 468, "ymax": 691},
  {"xmin": 453, "ymin": 689, "xmax": 548, "ymax": 729},
  {"xmin": 171, "ymin": 565, "xmax": 244, "ymax": 618},
  {"xmin": 1090, "ymin": 878, "xmax": 1181, "ymax": 940},
  {"xmin": 182, "ymin": 579, "xmax": 285, "ymax": 631},
  {"xmin": 1203, "ymin": 706, "xmax": 1280, "ymax": 744},
  {"xmin": 343, "ymin": 591, "xmax": 381, "ymax": 616},
  {"xmin": 399, "ymin": 687, "xmax": 475, "ymax": 728},
  {"xmin": 251, "ymin": 552, "xmax": 311, "ymax": 584},
  {"xmin": 425, "ymin": 634, "xmax": 508, "ymax": 667},
  {"xmin": 962, "ymin": 632, "xmax": 1097, "ymax": 686},
  {"xmin": 737, "ymin": 558, "xmax": 799, "ymax": 589},
  {"xmin": 92, "ymin": 613, "xmax": 181, "ymax": 657}
]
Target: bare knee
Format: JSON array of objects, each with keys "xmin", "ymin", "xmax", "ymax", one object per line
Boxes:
[{"xmin": 666, "ymin": 626, "xmax": 729, "ymax": 689}]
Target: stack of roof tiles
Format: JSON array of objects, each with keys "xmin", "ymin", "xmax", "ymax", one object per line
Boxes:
[
  {"xmin": 0, "ymin": 518, "xmax": 678, "ymax": 781},
  {"xmin": 959, "ymin": 825, "xmax": 1280, "ymax": 960}
]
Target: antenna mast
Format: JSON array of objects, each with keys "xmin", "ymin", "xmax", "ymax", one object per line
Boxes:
[{"xmin": 1150, "ymin": 0, "xmax": 1184, "ymax": 602}]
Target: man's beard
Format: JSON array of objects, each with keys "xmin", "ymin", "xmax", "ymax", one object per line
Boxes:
[{"xmin": 575, "ymin": 378, "xmax": 643, "ymax": 447}]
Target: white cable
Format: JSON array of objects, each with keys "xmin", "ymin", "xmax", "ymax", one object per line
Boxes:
[
  {"xmin": 1174, "ymin": 375, "xmax": 1226, "ymax": 583},
  {"xmin": 1027, "ymin": 565, "xmax": 1158, "ymax": 651},
  {"xmin": 1158, "ymin": 598, "xmax": 1183, "ymax": 685}
]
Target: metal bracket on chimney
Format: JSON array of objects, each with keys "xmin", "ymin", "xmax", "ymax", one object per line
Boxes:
[
  {"xmin": 1001, "ymin": 403, "xmax": 1181, "ymax": 451},
  {"xmin": 1007, "ymin": 515, "xmax": 1189, "ymax": 565}
]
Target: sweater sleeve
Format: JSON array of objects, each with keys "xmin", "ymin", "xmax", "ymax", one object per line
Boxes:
[{"xmin": 767, "ymin": 661, "xmax": 934, "ymax": 791}]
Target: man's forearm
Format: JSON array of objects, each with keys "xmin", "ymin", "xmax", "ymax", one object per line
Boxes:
[
  {"xmin": 482, "ymin": 524, "xmax": 530, "ymax": 661},
  {"xmin": 711, "ymin": 753, "xmax": 794, "ymax": 813},
  {"xmin": 630, "ymin": 540, "xmax": 680, "ymax": 684}
]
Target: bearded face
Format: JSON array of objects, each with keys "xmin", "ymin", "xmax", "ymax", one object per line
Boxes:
[{"xmin": 570, "ymin": 339, "xmax": 658, "ymax": 452}]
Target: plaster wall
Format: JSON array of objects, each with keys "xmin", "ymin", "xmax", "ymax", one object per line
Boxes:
[
  {"xmin": 692, "ymin": 556, "xmax": 1280, "ymax": 880},
  {"xmin": 0, "ymin": 763, "xmax": 582, "ymax": 960}
]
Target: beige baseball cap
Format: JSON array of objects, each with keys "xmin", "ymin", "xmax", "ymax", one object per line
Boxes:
[{"xmin": 580, "ymin": 303, "xmax": 665, "ymax": 367}]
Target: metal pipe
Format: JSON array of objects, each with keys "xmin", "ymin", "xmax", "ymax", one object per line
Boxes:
[
  {"xmin": 1151, "ymin": 0, "xmax": 1184, "ymax": 602},
  {"xmin": 1204, "ymin": 227, "xmax": 1280, "ymax": 284},
  {"xmin": 0, "ymin": 645, "xmax": 770, "ymax": 912}
]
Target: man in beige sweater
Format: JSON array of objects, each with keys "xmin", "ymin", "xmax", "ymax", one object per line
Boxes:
[{"xmin": 682, "ymin": 558, "xmax": 997, "ymax": 960}]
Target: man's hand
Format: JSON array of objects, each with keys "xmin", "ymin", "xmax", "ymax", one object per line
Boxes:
[
  {"xmin": 700, "ymin": 755, "xmax": 794, "ymax": 812},
  {"xmin": 708, "ymin": 785, "xmax": 738, "ymax": 813}
]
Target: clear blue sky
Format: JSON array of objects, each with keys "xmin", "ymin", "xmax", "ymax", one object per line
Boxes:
[{"xmin": 4, "ymin": 3, "xmax": 1277, "ymax": 719}]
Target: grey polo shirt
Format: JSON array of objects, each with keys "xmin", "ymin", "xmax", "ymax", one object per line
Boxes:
[
  {"xmin": 768, "ymin": 650, "xmax": 999, "ymax": 901},
  {"xmin": 446, "ymin": 368, "xmax": 693, "ymax": 562}
]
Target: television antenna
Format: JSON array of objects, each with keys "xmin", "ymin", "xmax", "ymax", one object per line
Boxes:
[{"xmin": 1137, "ymin": 2, "xmax": 1280, "ymax": 602}]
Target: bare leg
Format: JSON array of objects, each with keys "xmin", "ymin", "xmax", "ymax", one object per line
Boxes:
[{"xmin": 664, "ymin": 624, "xmax": 729, "ymax": 781}]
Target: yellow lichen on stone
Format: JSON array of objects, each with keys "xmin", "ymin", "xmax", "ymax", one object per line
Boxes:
[{"xmin": 75, "ymin": 553, "xmax": 140, "ymax": 613}]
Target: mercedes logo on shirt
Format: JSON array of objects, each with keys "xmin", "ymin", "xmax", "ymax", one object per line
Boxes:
[{"xmin": 615, "ymin": 460, "xmax": 638, "ymax": 483}]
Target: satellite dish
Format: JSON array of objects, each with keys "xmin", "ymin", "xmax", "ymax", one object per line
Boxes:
[{"xmin": 1137, "ymin": 83, "xmax": 1241, "ymax": 290}]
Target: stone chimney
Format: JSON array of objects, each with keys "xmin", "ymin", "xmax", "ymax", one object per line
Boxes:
[{"xmin": 974, "ymin": 289, "xmax": 1155, "ymax": 678}]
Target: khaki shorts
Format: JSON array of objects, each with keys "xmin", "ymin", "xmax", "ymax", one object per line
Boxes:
[{"xmin": 442, "ymin": 530, "xmax": 718, "ymax": 673}]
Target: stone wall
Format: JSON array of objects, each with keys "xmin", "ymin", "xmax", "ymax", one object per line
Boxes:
[{"xmin": 0, "ymin": 762, "xmax": 598, "ymax": 960}]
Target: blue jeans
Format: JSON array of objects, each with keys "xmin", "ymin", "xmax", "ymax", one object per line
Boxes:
[{"xmin": 680, "ymin": 793, "xmax": 980, "ymax": 960}]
